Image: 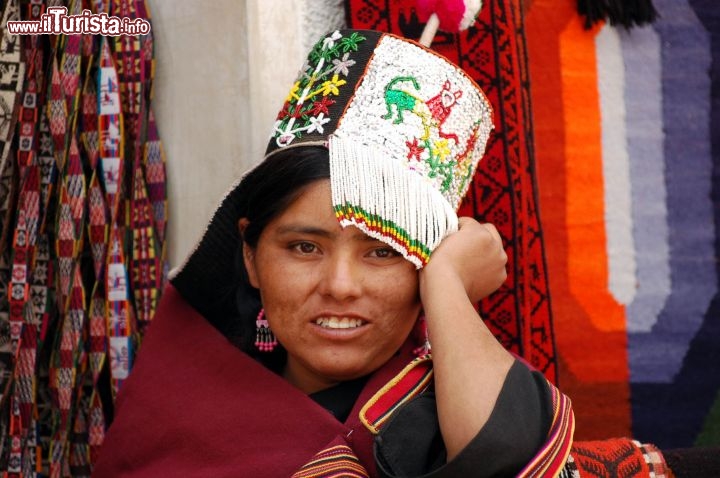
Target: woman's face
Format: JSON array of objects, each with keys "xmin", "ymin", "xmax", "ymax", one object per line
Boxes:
[{"xmin": 242, "ymin": 180, "xmax": 421, "ymax": 394}]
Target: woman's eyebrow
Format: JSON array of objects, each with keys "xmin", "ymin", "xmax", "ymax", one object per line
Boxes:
[
  {"xmin": 274, "ymin": 224, "xmax": 380, "ymax": 243},
  {"xmin": 275, "ymin": 224, "xmax": 334, "ymax": 238}
]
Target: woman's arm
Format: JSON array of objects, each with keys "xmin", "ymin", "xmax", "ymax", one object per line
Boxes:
[{"xmin": 419, "ymin": 217, "xmax": 514, "ymax": 460}]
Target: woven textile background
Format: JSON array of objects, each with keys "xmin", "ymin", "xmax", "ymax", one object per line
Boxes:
[
  {"xmin": 0, "ymin": 0, "xmax": 167, "ymax": 474},
  {"xmin": 526, "ymin": 0, "xmax": 720, "ymax": 449},
  {"xmin": 346, "ymin": 0, "xmax": 720, "ymax": 449}
]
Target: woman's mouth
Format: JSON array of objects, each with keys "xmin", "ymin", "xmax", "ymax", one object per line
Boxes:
[{"xmin": 314, "ymin": 317, "xmax": 365, "ymax": 329}]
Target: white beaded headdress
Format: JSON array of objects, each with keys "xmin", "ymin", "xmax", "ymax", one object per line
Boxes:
[{"xmin": 265, "ymin": 29, "xmax": 494, "ymax": 268}]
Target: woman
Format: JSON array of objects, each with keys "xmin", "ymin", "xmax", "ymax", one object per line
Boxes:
[{"xmin": 93, "ymin": 30, "xmax": 573, "ymax": 477}]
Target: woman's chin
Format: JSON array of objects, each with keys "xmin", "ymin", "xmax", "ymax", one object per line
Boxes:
[
  {"xmin": 311, "ymin": 356, "xmax": 377, "ymax": 382},
  {"xmin": 287, "ymin": 350, "xmax": 383, "ymax": 388}
]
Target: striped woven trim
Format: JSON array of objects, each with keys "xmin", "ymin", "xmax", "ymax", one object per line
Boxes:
[
  {"xmin": 143, "ymin": 108, "xmax": 168, "ymax": 245},
  {"xmin": 88, "ymin": 172, "xmax": 109, "ymax": 281},
  {"xmin": 97, "ymin": 36, "xmax": 124, "ymax": 216},
  {"xmin": 334, "ymin": 203, "xmax": 432, "ymax": 267},
  {"xmin": 106, "ymin": 224, "xmax": 133, "ymax": 397},
  {"xmin": 517, "ymin": 380, "xmax": 575, "ymax": 477},
  {"xmin": 634, "ymin": 440, "xmax": 671, "ymax": 478},
  {"xmin": 48, "ymin": 56, "xmax": 68, "ymax": 171},
  {"xmin": 59, "ymin": 32, "xmax": 82, "ymax": 117},
  {"xmin": 88, "ymin": 391, "xmax": 106, "ymax": 466},
  {"xmin": 130, "ymin": 159, "xmax": 162, "ymax": 323},
  {"xmin": 0, "ymin": 0, "xmax": 26, "ymax": 182},
  {"xmin": 81, "ymin": 69, "xmax": 100, "ymax": 170},
  {"xmin": 359, "ymin": 354, "xmax": 433, "ymax": 434},
  {"xmin": 291, "ymin": 445, "xmax": 369, "ymax": 478}
]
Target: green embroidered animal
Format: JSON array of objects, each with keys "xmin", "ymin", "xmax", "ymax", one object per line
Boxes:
[
  {"xmin": 382, "ymin": 76, "xmax": 422, "ymax": 124},
  {"xmin": 382, "ymin": 77, "xmax": 463, "ymax": 145}
]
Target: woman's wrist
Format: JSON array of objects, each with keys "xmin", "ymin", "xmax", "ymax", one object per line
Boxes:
[{"xmin": 419, "ymin": 263, "xmax": 466, "ymax": 303}]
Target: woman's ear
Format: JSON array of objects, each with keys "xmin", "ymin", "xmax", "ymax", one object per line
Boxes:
[{"xmin": 238, "ymin": 218, "xmax": 260, "ymax": 288}]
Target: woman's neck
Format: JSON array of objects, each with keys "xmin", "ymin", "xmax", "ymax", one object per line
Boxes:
[{"xmin": 283, "ymin": 359, "xmax": 341, "ymax": 394}]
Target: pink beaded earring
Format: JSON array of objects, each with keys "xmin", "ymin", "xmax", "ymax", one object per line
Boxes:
[{"xmin": 255, "ymin": 309, "xmax": 277, "ymax": 352}]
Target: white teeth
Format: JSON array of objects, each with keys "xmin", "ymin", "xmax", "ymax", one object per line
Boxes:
[{"xmin": 315, "ymin": 317, "xmax": 364, "ymax": 329}]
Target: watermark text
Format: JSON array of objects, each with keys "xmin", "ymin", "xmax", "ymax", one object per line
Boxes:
[{"xmin": 6, "ymin": 7, "xmax": 151, "ymax": 36}]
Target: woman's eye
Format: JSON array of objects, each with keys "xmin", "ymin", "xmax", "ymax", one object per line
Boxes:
[
  {"xmin": 369, "ymin": 247, "xmax": 399, "ymax": 259},
  {"xmin": 293, "ymin": 242, "xmax": 317, "ymax": 254}
]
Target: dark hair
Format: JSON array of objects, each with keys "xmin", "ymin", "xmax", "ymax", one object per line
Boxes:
[{"xmin": 221, "ymin": 146, "xmax": 330, "ymax": 368}]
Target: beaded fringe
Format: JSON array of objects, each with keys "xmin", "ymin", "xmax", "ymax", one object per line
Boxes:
[{"xmin": 329, "ymin": 135, "xmax": 458, "ymax": 268}]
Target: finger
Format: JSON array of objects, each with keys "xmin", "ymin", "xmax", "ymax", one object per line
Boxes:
[
  {"xmin": 481, "ymin": 223, "xmax": 503, "ymax": 248},
  {"xmin": 457, "ymin": 216, "xmax": 477, "ymax": 228}
]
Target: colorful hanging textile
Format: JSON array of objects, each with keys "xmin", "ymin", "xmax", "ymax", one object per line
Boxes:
[
  {"xmin": 142, "ymin": 109, "xmax": 167, "ymax": 283},
  {"xmin": 0, "ymin": 4, "xmax": 26, "ymax": 398},
  {"xmin": 109, "ymin": 0, "xmax": 163, "ymax": 329},
  {"xmin": 129, "ymin": 159, "xmax": 160, "ymax": 325},
  {"xmin": 80, "ymin": 67, "xmax": 99, "ymax": 172},
  {"xmin": 105, "ymin": 225, "xmax": 132, "ymax": 399},
  {"xmin": 58, "ymin": 3, "xmax": 82, "ymax": 122},
  {"xmin": 0, "ymin": 0, "xmax": 166, "ymax": 474},
  {"xmin": 97, "ymin": 37, "xmax": 123, "ymax": 215},
  {"xmin": 37, "ymin": 103, "xmax": 57, "ymax": 231},
  {"xmin": 143, "ymin": 110, "xmax": 167, "ymax": 246},
  {"xmin": 519, "ymin": 0, "xmax": 720, "ymax": 449},
  {"xmin": 46, "ymin": 58, "xmax": 67, "ymax": 174},
  {"xmin": 0, "ymin": 0, "xmax": 26, "ymax": 179}
]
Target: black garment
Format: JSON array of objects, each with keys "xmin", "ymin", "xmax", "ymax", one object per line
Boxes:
[
  {"xmin": 309, "ymin": 374, "xmax": 371, "ymax": 422},
  {"xmin": 309, "ymin": 359, "xmax": 553, "ymax": 477},
  {"xmin": 375, "ymin": 360, "xmax": 553, "ymax": 477},
  {"xmin": 663, "ymin": 447, "xmax": 720, "ymax": 478}
]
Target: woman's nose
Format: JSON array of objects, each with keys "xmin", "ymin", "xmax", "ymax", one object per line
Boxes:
[{"xmin": 317, "ymin": 253, "xmax": 363, "ymax": 301}]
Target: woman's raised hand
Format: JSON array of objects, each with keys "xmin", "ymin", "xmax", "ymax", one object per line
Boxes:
[
  {"xmin": 420, "ymin": 218, "xmax": 507, "ymax": 303},
  {"xmin": 417, "ymin": 218, "xmax": 514, "ymax": 460}
]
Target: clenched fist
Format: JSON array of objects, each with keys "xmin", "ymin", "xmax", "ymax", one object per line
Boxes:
[{"xmin": 420, "ymin": 218, "xmax": 507, "ymax": 303}]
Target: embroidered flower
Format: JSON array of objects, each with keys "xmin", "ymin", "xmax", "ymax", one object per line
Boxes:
[
  {"xmin": 339, "ymin": 32, "xmax": 366, "ymax": 53},
  {"xmin": 433, "ymin": 138, "xmax": 451, "ymax": 162},
  {"xmin": 274, "ymin": 30, "xmax": 366, "ymax": 144},
  {"xmin": 332, "ymin": 52, "xmax": 356, "ymax": 77},
  {"xmin": 320, "ymin": 74, "xmax": 347, "ymax": 97},
  {"xmin": 310, "ymin": 97, "xmax": 336, "ymax": 116},
  {"xmin": 406, "ymin": 138, "xmax": 426, "ymax": 161},
  {"xmin": 307, "ymin": 113, "xmax": 331, "ymax": 134},
  {"xmin": 322, "ymin": 30, "xmax": 343, "ymax": 51},
  {"xmin": 285, "ymin": 81, "xmax": 301, "ymax": 102}
]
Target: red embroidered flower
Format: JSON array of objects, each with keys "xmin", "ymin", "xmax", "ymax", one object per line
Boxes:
[
  {"xmin": 310, "ymin": 96, "xmax": 336, "ymax": 116},
  {"xmin": 406, "ymin": 138, "xmax": 425, "ymax": 161}
]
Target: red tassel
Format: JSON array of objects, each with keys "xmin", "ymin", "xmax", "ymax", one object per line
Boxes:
[{"xmin": 416, "ymin": 0, "xmax": 467, "ymax": 32}]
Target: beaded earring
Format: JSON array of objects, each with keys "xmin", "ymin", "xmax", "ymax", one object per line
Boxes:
[{"xmin": 255, "ymin": 309, "xmax": 277, "ymax": 352}]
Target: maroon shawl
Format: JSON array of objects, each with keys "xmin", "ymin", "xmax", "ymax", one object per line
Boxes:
[{"xmin": 93, "ymin": 284, "xmax": 420, "ymax": 477}]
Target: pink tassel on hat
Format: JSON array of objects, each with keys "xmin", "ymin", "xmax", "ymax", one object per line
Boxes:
[{"xmin": 417, "ymin": 0, "xmax": 484, "ymax": 47}]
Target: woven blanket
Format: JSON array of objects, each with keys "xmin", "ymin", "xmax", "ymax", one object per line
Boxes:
[
  {"xmin": 526, "ymin": 0, "xmax": 720, "ymax": 449},
  {"xmin": 346, "ymin": 0, "xmax": 720, "ymax": 450}
]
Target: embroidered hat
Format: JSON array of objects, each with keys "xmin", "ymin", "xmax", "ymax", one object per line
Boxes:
[
  {"xmin": 265, "ymin": 29, "xmax": 493, "ymax": 267},
  {"xmin": 170, "ymin": 29, "xmax": 493, "ymax": 320}
]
